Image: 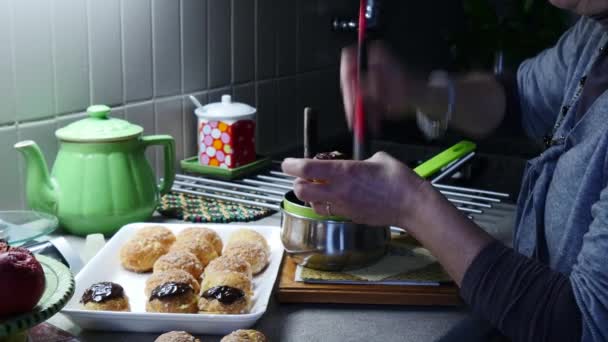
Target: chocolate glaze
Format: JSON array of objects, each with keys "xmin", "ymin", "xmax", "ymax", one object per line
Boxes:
[
  {"xmin": 149, "ymin": 282, "xmax": 193, "ymax": 302},
  {"xmin": 81, "ymin": 282, "xmax": 125, "ymax": 304},
  {"xmin": 314, "ymin": 151, "xmax": 346, "ymax": 160},
  {"xmin": 201, "ymin": 286, "xmax": 245, "ymax": 304}
]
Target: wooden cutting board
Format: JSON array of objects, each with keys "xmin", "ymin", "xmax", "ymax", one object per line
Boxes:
[{"xmin": 277, "ymin": 256, "xmax": 463, "ymax": 306}]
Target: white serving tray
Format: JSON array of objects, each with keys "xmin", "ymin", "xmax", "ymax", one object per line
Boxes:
[{"xmin": 62, "ymin": 223, "xmax": 282, "ymax": 335}]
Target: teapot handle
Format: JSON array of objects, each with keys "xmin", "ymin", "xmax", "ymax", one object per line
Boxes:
[{"xmin": 141, "ymin": 135, "xmax": 175, "ymax": 195}]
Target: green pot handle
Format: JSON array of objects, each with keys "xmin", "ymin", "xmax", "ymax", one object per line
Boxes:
[
  {"xmin": 141, "ymin": 135, "xmax": 175, "ymax": 195},
  {"xmin": 413, "ymin": 140, "xmax": 476, "ymax": 179}
]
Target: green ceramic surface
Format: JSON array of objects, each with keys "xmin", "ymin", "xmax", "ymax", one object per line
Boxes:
[
  {"xmin": 282, "ymin": 140, "xmax": 477, "ymax": 221},
  {"xmin": 0, "ymin": 255, "xmax": 75, "ymax": 338},
  {"xmin": 55, "ymin": 105, "xmax": 143, "ymax": 142},
  {"xmin": 14, "ymin": 106, "xmax": 176, "ymax": 236},
  {"xmin": 180, "ymin": 155, "xmax": 272, "ymax": 180}
]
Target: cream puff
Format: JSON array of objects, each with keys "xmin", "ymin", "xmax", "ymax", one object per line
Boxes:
[
  {"xmin": 135, "ymin": 226, "xmax": 176, "ymax": 245},
  {"xmin": 154, "ymin": 251, "xmax": 204, "ymax": 280},
  {"xmin": 221, "ymin": 330, "xmax": 268, "ymax": 342},
  {"xmin": 119, "ymin": 226, "xmax": 176, "ymax": 273},
  {"xmin": 146, "ymin": 282, "xmax": 198, "ymax": 314},
  {"xmin": 223, "ymin": 241, "xmax": 269, "ymax": 275},
  {"xmin": 203, "ymin": 255, "xmax": 252, "ymax": 280},
  {"xmin": 177, "ymin": 227, "xmax": 223, "ymax": 255},
  {"xmin": 155, "ymin": 331, "xmax": 201, "ymax": 342},
  {"xmin": 170, "ymin": 238, "xmax": 218, "ymax": 267},
  {"xmin": 225, "ymin": 229, "xmax": 269, "ymax": 254},
  {"xmin": 145, "ymin": 269, "xmax": 200, "ymax": 297},
  {"xmin": 199, "ymin": 271, "xmax": 253, "ymax": 314},
  {"xmin": 80, "ymin": 282, "xmax": 130, "ymax": 312}
]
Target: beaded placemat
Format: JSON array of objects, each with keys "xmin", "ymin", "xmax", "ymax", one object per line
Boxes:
[{"xmin": 158, "ymin": 192, "xmax": 274, "ymax": 223}]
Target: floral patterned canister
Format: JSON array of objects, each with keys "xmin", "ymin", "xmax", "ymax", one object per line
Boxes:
[{"xmin": 195, "ymin": 95, "xmax": 256, "ymax": 169}]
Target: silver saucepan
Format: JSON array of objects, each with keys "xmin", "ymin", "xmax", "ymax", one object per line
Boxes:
[{"xmin": 280, "ymin": 190, "xmax": 391, "ymax": 271}]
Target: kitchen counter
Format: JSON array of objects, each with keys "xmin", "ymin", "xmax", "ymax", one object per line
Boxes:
[{"xmin": 45, "ymin": 205, "xmax": 516, "ymax": 342}]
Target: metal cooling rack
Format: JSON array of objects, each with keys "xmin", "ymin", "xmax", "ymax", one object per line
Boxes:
[{"xmin": 171, "ymin": 153, "xmax": 511, "ymax": 221}]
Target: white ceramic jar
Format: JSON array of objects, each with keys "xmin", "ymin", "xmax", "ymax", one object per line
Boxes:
[{"xmin": 194, "ymin": 95, "xmax": 257, "ymax": 169}]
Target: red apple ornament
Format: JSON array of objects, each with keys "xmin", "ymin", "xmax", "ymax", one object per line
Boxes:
[{"xmin": 0, "ymin": 241, "xmax": 46, "ymax": 316}]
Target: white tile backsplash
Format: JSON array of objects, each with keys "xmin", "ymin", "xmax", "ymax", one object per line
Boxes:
[
  {"xmin": 0, "ymin": 126, "xmax": 21, "ymax": 209},
  {"xmin": 89, "ymin": 0, "xmax": 123, "ymax": 106},
  {"xmin": 123, "ymin": 0, "xmax": 153, "ymax": 102},
  {"xmin": 208, "ymin": 0, "xmax": 231, "ymax": 88},
  {"xmin": 126, "ymin": 101, "xmax": 156, "ymax": 170},
  {"xmin": 17, "ymin": 119, "xmax": 58, "ymax": 169},
  {"xmin": 56, "ymin": 112, "xmax": 87, "ymax": 129},
  {"xmin": 0, "ymin": 0, "xmax": 353, "ymax": 210},
  {"xmin": 52, "ymin": 0, "xmax": 89, "ymax": 115},
  {"xmin": 12, "ymin": 0, "xmax": 55, "ymax": 121},
  {"xmin": 153, "ymin": 0, "xmax": 181, "ymax": 97},
  {"xmin": 155, "ymin": 97, "xmax": 184, "ymax": 173},
  {"xmin": 182, "ymin": 92, "xmax": 207, "ymax": 160},
  {"xmin": 0, "ymin": 0, "xmax": 16, "ymax": 125}
]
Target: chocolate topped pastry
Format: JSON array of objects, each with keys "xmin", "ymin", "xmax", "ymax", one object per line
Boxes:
[
  {"xmin": 199, "ymin": 271, "xmax": 252, "ymax": 314},
  {"xmin": 81, "ymin": 282, "xmax": 130, "ymax": 312},
  {"xmin": 314, "ymin": 151, "xmax": 346, "ymax": 160},
  {"xmin": 201, "ymin": 286, "xmax": 245, "ymax": 305},
  {"xmin": 146, "ymin": 277, "xmax": 199, "ymax": 314},
  {"xmin": 150, "ymin": 282, "xmax": 193, "ymax": 302},
  {"xmin": 145, "ymin": 269, "xmax": 200, "ymax": 297},
  {"xmin": 81, "ymin": 282, "xmax": 124, "ymax": 304}
]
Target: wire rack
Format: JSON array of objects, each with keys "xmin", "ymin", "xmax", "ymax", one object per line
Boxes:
[{"xmin": 171, "ymin": 153, "xmax": 511, "ymax": 221}]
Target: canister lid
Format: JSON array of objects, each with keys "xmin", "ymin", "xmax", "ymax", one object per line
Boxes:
[
  {"xmin": 55, "ymin": 105, "xmax": 143, "ymax": 142},
  {"xmin": 195, "ymin": 95, "xmax": 256, "ymax": 120}
]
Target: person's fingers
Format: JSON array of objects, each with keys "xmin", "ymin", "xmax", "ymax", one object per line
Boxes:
[
  {"xmin": 293, "ymin": 179, "xmax": 341, "ymax": 204},
  {"xmin": 309, "ymin": 201, "xmax": 349, "ymax": 218},
  {"xmin": 340, "ymin": 46, "xmax": 357, "ymax": 129},
  {"xmin": 282, "ymin": 158, "xmax": 349, "ymax": 180},
  {"xmin": 368, "ymin": 151, "xmax": 392, "ymax": 163}
]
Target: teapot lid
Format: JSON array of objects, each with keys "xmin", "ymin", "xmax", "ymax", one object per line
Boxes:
[
  {"xmin": 195, "ymin": 95, "xmax": 256, "ymax": 120},
  {"xmin": 56, "ymin": 105, "xmax": 143, "ymax": 142}
]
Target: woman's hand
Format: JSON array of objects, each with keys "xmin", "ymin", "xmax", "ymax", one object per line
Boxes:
[
  {"xmin": 340, "ymin": 41, "xmax": 426, "ymax": 133},
  {"xmin": 281, "ymin": 152, "xmax": 426, "ymax": 227}
]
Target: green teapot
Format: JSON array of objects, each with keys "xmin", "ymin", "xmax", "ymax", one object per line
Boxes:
[{"xmin": 14, "ymin": 105, "xmax": 175, "ymax": 236}]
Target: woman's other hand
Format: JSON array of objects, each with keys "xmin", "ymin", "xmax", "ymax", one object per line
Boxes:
[
  {"xmin": 281, "ymin": 152, "xmax": 426, "ymax": 227},
  {"xmin": 340, "ymin": 41, "xmax": 425, "ymax": 134}
]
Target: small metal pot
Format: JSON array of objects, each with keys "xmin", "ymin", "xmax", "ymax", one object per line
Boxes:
[{"xmin": 280, "ymin": 191, "xmax": 390, "ymax": 271}]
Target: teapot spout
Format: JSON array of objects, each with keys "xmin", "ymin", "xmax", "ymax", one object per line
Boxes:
[{"xmin": 14, "ymin": 141, "xmax": 58, "ymax": 215}]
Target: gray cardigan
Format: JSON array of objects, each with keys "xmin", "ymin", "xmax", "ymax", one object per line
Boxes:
[{"xmin": 515, "ymin": 16, "xmax": 608, "ymax": 341}]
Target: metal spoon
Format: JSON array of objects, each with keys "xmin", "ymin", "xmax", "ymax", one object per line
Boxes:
[{"xmin": 188, "ymin": 95, "xmax": 204, "ymax": 109}]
